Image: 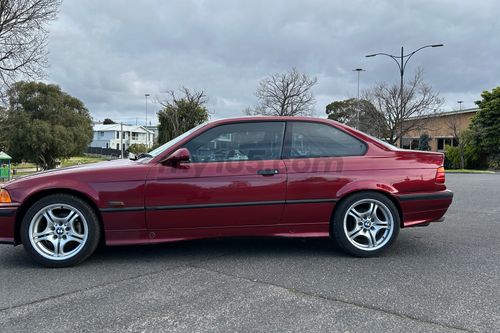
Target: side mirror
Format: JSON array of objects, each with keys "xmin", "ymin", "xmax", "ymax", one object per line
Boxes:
[{"xmin": 162, "ymin": 148, "xmax": 190, "ymax": 165}]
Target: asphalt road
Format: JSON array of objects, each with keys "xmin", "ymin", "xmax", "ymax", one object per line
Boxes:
[{"xmin": 0, "ymin": 173, "xmax": 499, "ymax": 333}]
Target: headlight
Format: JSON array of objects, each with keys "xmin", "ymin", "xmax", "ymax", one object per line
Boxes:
[{"xmin": 0, "ymin": 188, "xmax": 12, "ymax": 203}]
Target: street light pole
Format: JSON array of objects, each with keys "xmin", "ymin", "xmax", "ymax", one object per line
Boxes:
[
  {"xmin": 145, "ymin": 93, "xmax": 150, "ymax": 148},
  {"xmin": 352, "ymin": 68, "xmax": 365, "ymax": 129},
  {"xmin": 366, "ymin": 43, "xmax": 443, "ymax": 147},
  {"xmin": 457, "ymin": 100, "xmax": 463, "ymax": 111}
]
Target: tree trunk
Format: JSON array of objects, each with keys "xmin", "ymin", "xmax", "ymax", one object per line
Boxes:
[{"xmin": 459, "ymin": 144, "xmax": 465, "ymax": 169}]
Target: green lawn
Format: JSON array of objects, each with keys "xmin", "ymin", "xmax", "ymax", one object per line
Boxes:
[
  {"xmin": 446, "ymin": 169, "xmax": 495, "ymax": 174},
  {"xmin": 8, "ymin": 156, "xmax": 111, "ymax": 179},
  {"xmin": 61, "ymin": 156, "xmax": 109, "ymax": 167},
  {"xmin": 12, "ymin": 162, "xmax": 37, "ymax": 170}
]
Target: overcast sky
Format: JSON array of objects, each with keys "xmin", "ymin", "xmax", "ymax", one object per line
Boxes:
[{"xmin": 46, "ymin": 0, "xmax": 499, "ymax": 125}]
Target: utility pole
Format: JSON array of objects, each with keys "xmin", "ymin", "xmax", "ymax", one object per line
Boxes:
[
  {"xmin": 366, "ymin": 43, "xmax": 444, "ymax": 147},
  {"xmin": 145, "ymin": 93, "xmax": 150, "ymax": 148},
  {"xmin": 352, "ymin": 68, "xmax": 365, "ymax": 129},
  {"xmin": 120, "ymin": 122, "xmax": 123, "ymax": 158}
]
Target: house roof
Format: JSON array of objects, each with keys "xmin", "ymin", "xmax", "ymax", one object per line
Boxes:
[
  {"xmin": 407, "ymin": 107, "xmax": 479, "ymax": 121},
  {"xmin": 93, "ymin": 124, "xmax": 155, "ymax": 134},
  {"xmin": 0, "ymin": 151, "xmax": 12, "ymax": 160}
]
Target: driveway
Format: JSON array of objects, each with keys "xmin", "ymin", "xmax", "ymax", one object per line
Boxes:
[{"xmin": 0, "ymin": 173, "xmax": 498, "ymax": 332}]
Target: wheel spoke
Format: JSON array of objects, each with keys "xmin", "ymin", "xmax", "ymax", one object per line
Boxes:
[
  {"xmin": 374, "ymin": 219, "xmax": 389, "ymax": 229},
  {"xmin": 67, "ymin": 235, "xmax": 84, "ymax": 243},
  {"xmin": 349, "ymin": 208, "xmax": 363, "ymax": 220},
  {"xmin": 43, "ymin": 209, "xmax": 58, "ymax": 226},
  {"xmin": 53, "ymin": 238, "xmax": 62, "ymax": 257},
  {"xmin": 368, "ymin": 203, "xmax": 378, "ymax": 219},
  {"xmin": 348, "ymin": 226, "xmax": 363, "ymax": 239},
  {"xmin": 368, "ymin": 229, "xmax": 378, "ymax": 247},
  {"xmin": 364, "ymin": 230, "xmax": 374, "ymax": 247},
  {"xmin": 64, "ymin": 210, "xmax": 77, "ymax": 225},
  {"xmin": 33, "ymin": 229, "xmax": 54, "ymax": 243}
]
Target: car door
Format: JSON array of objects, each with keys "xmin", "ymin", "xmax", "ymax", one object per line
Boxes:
[
  {"xmin": 281, "ymin": 121, "xmax": 367, "ymax": 226},
  {"xmin": 145, "ymin": 121, "xmax": 287, "ymax": 238}
]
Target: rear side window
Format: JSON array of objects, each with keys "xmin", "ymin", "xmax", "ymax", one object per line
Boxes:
[
  {"xmin": 184, "ymin": 122, "xmax": 285, "ymax": 163},
  {"xmin": 283, "ymin": 122, "xmax": 366, "ymax": 158}
]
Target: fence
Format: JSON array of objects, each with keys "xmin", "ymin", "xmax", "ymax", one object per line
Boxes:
[{"xmin": 86, "ymin": 147, "xmax": 126, "ymax": 158}]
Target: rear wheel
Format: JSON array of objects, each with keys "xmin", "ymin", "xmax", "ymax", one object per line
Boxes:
[
  {"xmin": 20, "ymin": 194, "xmax": 100, "ymax": 267},
  {"xmin": 332, "ymin": 192, "xmax": 400, "ymax": 257}
]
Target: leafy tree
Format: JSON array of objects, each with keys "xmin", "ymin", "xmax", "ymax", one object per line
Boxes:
[
  {"xmin": 127, "ymin": 143, "xmax": 148, "ymax": 155},
  {"xmin": 0, "ymin": 0, "xmax": 61, "ymax": 96},
  {"xmin": 417, "ymin": 133, "xmax": 431, "ymax": 151},
  {"xmin": 103, "ymin": 118, "xmax": 116, "ymax": 124},
  {"xmin": 4, "ymin": 81, "xmax": 93, "ymax": 169},
  {"xmin": 444, "ymin": 136, "xmax": 484, "ymax": 170},
  {"xmin": 246, "ymin": 68, "xmax": 317, "ymax": 116},
  {"xmin": 157, "ymin": 87, "xmax": 209, "ymax": 144},
  {"xmin": 367, "ymin": 69, "xmax": 443, "ymax": 146},
  {"xmin": 469, "ymin": 87, "xmax": 500, "ymax": 166},
  {"xmin": 325, "ymin": 98, "xmax": 389, "ymax": 137}
]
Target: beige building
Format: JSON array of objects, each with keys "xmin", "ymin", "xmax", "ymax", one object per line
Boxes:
[{"xmin": 402, "ymin": 108, "xmax": 478, "ymax": 152}]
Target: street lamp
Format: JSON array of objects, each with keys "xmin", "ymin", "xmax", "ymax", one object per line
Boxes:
[
  {"xmin": 352, "ymin": 68, "xmax": 365, "ymax": 129},
  {"xmin": 366, "ymin": 44, "xmax": 444, "ymax": 147},
  {"xmin": 457, "ymin": 100, "xmax": 463, "ymax": 111},
  {"xmin": 145, "ymin": 93, "xmax": 150, "ymax": 147}
]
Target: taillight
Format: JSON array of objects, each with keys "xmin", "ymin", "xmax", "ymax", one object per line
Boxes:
[{"xmin": 435, "ymin": 166, "xmax": 445, "ymax": 184}]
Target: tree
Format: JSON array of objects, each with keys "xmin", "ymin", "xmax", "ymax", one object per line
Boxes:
[
  {"xmin": 0, "ymin": 0, "xmax": 61, "ymax": 96},
  {"xmin": 446, "ymin": 112, "xmax": 466, "ymax": 169},
  {"xmin": 127, "ymin": 143, "xmax": 148, "ymax": 155},
  {"xmin": 325, "ymin": 98, "xmax": 389, "ymax": 137},
  {"xmin": 103, "ymin": 118, "xmax": 116, "ymax": 124},
  {"xmin": 4, "ymin": 81, "xmax": 93, "ymax": 169},
  {"xmin": 367, "ymin": 69, "xmax": 443, "ymax": 146},
  {"xmin": 247, "ymin": 68, "xmax": 317, "ymax": 116},
  {"xmin": 417, "ymin": 133, "xmax": 431, "ymax": 151},
  {"xmin": 469, "ymin": 87, "xmax": 500, "ymax": 166},
  {"xmin": 157, "ymin": 87, "xmax": 209, "ymax": 144}
]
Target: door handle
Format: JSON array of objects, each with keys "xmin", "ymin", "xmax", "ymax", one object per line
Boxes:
[{"xmin": 257, "ymin": 169, "xmax": 280, "ymax": 176}]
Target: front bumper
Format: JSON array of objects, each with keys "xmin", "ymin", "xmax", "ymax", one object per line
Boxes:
[{"xmin": 0, "ymin": 204, "xmax": 18, "ymax": 244}]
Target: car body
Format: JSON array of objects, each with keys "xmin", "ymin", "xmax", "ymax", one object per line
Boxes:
[{"xmin": 0, "ymin": 117, "xmax": 453, "ymax": 266}]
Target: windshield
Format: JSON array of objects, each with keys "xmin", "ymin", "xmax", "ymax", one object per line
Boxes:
[{"xmin": 147, "ymin": 122, "xmax": 208, "ymax": 158}]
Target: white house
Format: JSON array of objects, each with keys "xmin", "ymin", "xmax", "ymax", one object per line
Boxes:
[{"xmin": 90, "ymin": 124, "xmax": 156, "ymax": 151}]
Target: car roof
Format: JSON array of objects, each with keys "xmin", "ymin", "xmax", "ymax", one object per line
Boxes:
[{"xmin": 208, "ymin": 116, "xmax": 334, "ymax": 125}]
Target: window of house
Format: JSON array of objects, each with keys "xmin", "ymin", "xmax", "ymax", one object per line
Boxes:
[
  {"xmin": 437, "ymin": 138, "xmax": 459, "ymax": 150},
  {"xmin": 99, "ymin": 131, "xmax": 104, "ymax": 137},
  {"xmin": 132, "ymin": 132, "xmax": 138, "ymax": 140},
  {"xmin": 116, "ymin": 143, "xmax": 120, "ymax": 150},
  {"xmin": 282, "ymin": 122, "xmax": 366, "ymax": 158},
  {"xmin": 184, "ymin": 122, "xmax": 285, "ymax": 163},
  {"xmin": 116, "ymin": 131, "xmax": 120, "ymax": 139}
]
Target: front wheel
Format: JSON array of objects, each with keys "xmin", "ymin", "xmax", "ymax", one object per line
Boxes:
[
  {"xmin": 20, "ymin": 194, "xmax": 101, "ymax": 267},
  {"xmin": 332, "ymin": 192, "xmax": 400, "ymax": 257}
]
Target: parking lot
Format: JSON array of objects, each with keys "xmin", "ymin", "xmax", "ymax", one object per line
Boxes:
[{"xmin": 0, "ymin": 173, "xmax": 498, "ymax": 332}]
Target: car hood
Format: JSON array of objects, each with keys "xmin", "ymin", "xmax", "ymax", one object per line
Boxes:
[{"xmin": 3, "ymin": 158, "xmax": 148, "ymax": 189}]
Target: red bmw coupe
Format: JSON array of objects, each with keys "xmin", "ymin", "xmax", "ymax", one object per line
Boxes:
[{"xmin": 0, "ymin": 117, "xmax": 453, "ymax": 267}]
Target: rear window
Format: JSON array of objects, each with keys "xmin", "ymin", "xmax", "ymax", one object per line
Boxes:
[{"xmin": 283, "ymin": 122, "xmax": 367, "ymax": 158}]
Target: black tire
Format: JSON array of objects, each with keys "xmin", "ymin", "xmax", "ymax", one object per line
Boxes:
[
  {"xmin": 20, "ymin": 194, "xmax": 101, "ymax": 268},
  {"xmin": 332, "ymin": 192, "xmax": 400, "ymax": 257}
]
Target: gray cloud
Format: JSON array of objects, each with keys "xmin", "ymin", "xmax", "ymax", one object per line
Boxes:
[{"xmin": 46, "ymin": 0, "xmax": 500, "ymax": 124}]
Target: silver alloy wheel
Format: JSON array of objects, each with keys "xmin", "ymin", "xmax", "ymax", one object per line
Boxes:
[
  {"xmin": 343, "ymin": 199, "xmax": 394, "ymax": 251},
  {"xmin": 28, "ymin": 203, "xmax": 88, "ymax": 261}
]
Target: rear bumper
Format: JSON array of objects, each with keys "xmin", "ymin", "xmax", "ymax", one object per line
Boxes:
[
  {"xmin": 0, "ymin": 205, "xmax": 18, "ymax": 244},
  {"xmin": 397, "ymin": 190, "xmax": 453, "ymax": 228}
]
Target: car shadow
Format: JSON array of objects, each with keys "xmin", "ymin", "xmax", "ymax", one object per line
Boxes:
[
  {"xmin": 89, "ymin": 236, "xmax": 346, "ymax": 263},
  {"xmin": 2, "ymin": 232, "xmax": 434, "ymax": 269}
]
